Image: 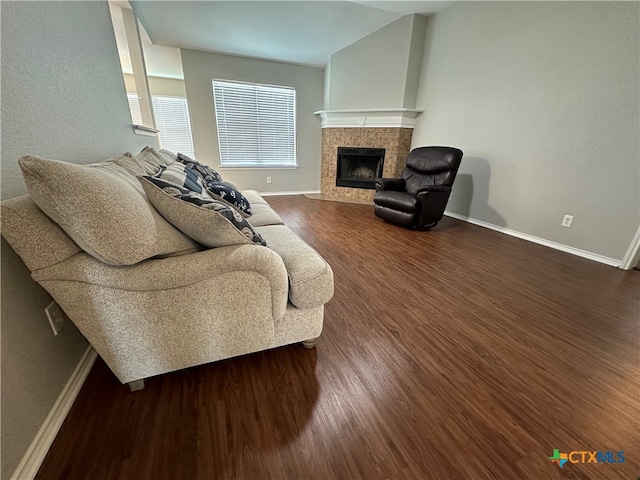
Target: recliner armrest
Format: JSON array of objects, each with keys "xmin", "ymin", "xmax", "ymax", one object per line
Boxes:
[
  {"xmin": 375, "ymin": 178, "xmax": 406, "ymax": 192},
  {"xmin": 415, "ymin": 186, "xmax": 452, "ymax": 227}
]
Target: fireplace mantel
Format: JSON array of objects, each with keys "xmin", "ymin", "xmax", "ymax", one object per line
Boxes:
[{"xmin": 314, "ymin": 108, "xmax": 423, "ymax": 129}]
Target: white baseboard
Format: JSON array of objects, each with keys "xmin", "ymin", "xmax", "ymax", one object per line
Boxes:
[
  {"xmin": 444, "ymin": 211, "xmax": 621, "ymax": 268},
  {"xmin": 259, "ymin": 190, "xmax": 321, "ymax": 196},
  {"xmin": 11, "ymin": 346, "xmax": 98, "ymax": 480},
  {"xmin": 620, "ymin": 225, "xmax": 640, "ymax": 270}
]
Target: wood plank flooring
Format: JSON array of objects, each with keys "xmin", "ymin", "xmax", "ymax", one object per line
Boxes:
[{"xmin": 36, "ymin": 196, "xmax": 639, "ymax": 480}]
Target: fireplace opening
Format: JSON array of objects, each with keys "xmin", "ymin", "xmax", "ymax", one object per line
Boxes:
[{"xmin": 336, "ymin": 147, "xmax": 385, "ymax": 189}]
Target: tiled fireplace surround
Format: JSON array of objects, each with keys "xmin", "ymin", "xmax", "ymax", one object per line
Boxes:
[
  {"xmin": 320, "ymin": 128, "xmax": 413, "ymax": 202},
  {"xmin": 316, "ymin": 110, "xmax": 420, "ymax": 203}
]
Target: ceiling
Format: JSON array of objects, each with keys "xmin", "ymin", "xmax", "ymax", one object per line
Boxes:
[{"xmin": 129, "ymin": 1, "xmax": 451, "ymax": 70}]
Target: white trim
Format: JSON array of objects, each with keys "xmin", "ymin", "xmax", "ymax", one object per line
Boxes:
[
  {"xmin": 132, "ymin": 125, "xmax": 158, "ymax": 137},
  {"xmin": 11, "ymin": 347, "xmax": 98, "ymax": 480},
  {"xmin": 620, "ymin": 224, "xmax": 640, "ymax": 270},
  {"xmin": 219, "ymin": 166, "xmax": 298, "ymax": 171},
  {"xmin": 444, "ymin": 211, "xmax": 621, "ymax": 268},
  {"xmin": 314, "ymin": 108, "xmax": 423, "ymax": 129},
  {"xmin": 259, "ymin": 190, "xmax": 321, "ymax": 196}
]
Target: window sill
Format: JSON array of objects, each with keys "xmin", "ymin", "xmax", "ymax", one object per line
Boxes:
[
  {"xmin": 218, "ymin": 165, "xmax": 298, "ymax": 171},
  {"xmin": 132, "ymin": 125, "xmax": 158, "ymax": 137}
]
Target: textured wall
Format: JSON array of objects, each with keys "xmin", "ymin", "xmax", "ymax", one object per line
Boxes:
[
  {"xmin": 327, "ymin": 15, "xmax": 413, "ymax": 110},
  {"xmin": 413, "ymin": 1, "xmax": 639, "ymax": 261},
  {"xmin": 181, "ymin": 49, "xmax": 323, "ymax": 193},
  {"xmin": 1, "ymin": 2, "xmax": 152, "ymax": 200},
  {"xmin": 1, "ymin": 2, "xmax": 154, "ymax": 477}
]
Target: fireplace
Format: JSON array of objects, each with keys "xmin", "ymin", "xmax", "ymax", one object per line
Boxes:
[{"xmin": 335, "ymin": 147, "xmax": 385, "ymax": 189}]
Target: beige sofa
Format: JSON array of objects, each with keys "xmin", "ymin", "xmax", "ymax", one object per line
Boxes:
[{"xmin": 1, "ymin": 148, "xmax": 333, "ymax": 391}]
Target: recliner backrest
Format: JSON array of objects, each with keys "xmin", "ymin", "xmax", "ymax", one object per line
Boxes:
[{"xmin": 401, "ymin": 146, "xmax": 463, "ymax": 194}]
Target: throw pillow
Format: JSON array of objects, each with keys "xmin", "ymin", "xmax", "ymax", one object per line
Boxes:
[
  {"xmin": 204, "ymin": 180, "xmax": 252, "ymax": 216},
  {"xmin": 154, "ymin": 163, "xmax": 206, "ymax": 194},
  {"xmin": 177, "ymin": 153, "xmax": 223, "ymax": 182},
  {"xmin": 19, "ymin": 155, "xmax": 198, "ymax": 266},
  {"xmin": 139, "ymin": 176, "xmax": 267, "ymax": 248}
]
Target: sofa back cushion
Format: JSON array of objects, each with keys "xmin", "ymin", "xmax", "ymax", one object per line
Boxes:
[
  {"xmin": 1, "ymin": 196, "xmax": 82, "ymax": 271},
  {"xmin": 135, "ymin": 146, "xmax": 176, "ymax": 175},
  {"xmin": 19, "ymin": 155, "xmax": 198, "ymax": 266}
]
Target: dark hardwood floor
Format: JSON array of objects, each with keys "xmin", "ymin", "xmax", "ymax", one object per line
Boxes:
[{"xmin": 36, "ymin": 196, "xmax": 639, "ymax": 480}]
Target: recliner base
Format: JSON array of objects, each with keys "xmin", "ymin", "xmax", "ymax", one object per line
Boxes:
[{"xmin": 374, "ymin": 205, "xmax": 415, "ymax": 228}]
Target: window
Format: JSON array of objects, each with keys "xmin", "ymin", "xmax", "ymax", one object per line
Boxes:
[
  {"xmin": 128, "ymin": 93, "xmax": 195, "ymax": 156},
  {"xmin": 127, "ymin": 93, "xmax": 143, "ymax": 125},
  {"xmin": 213, "ymin": 79, "xmax": 296, "ymax": 168},
  {"xmin": 152, "ymin": 96, "xmax": 195, "ymax": 158}
]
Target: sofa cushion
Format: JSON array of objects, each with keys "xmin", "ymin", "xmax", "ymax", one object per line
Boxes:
[
  {"xmin": 247, "ymin": 203, "xmax": 284, "ymax": 227},
  {"xmin": 154, "ymin": 163, "xmax": 207, "ymax": 194},
  {"xmin": 135, "ymin": 146, "xmax": 176, "ymax": 175},
  {"xmin": 205, "ymin": 181, "xmax": 252, "ymax": 216},
  {"xmin": 254, "ymin": 225, "xmax": 333, "ymax": 309},
  {"xmin": 1, "ymin": 196, "xmax": 82, "ymax": 271},
  {"xmin": 177, "ymin": 153, "xmax": 223, "ymax": 182},
  {"xmin": 241, "ymin": 190, "xmax": 269, "ymax": 206},
  {"xmin": 19, "ymin": 155, "xmax": 198, "ymax": 266},
  {"xmin": 139, "ymin": 176, "xmax": 267, "ymax": 247},
  {"xmin": 237, "ymin": 190, "xmax": 283, "ymax": 226}
]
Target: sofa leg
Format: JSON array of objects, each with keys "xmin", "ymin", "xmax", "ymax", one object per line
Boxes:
[
  {"xmin": 128, "ymin": 379, "xmax": 145, "ymax": 392},
  {"xmin": 302, "ymin": 337, "xmax": 319, "ymax": 349}
]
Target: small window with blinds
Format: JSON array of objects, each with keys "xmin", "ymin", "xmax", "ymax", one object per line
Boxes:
[
  {"xmin": 127, "ymin": 93, "xmax": 143, "ymax": 125},
  {"xmin": 152, "ymin": 96, "xmax": 195, "ymax": 158},
  {"xmin": 213, "ymin": 79, "xmax": 297, "ymax": 168}
]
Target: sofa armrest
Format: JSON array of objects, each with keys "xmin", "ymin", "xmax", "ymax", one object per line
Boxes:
[
  {"xmin": 33, "ymin": 244, "xmax": 289, "ymax": 320},
  {"xmin": 32, "ymin": 245, "xmax": 292, "ymax": 384},
  {"xmin": 375, "ymin": 178, "xmax": 406, "ymax": 192}
]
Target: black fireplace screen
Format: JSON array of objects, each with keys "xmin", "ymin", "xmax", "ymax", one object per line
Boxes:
[{"xmin": 336, "ymin": 147, "xmax": 385, "ymax": 189}]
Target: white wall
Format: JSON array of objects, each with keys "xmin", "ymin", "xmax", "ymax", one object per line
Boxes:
[
  {"xmin": 1, "ymin": 2, "xmax": 153, "ymax": 478},
  {"xmin": 323, "ymin": 60, "xmax": 332, "ymax": 110},
  {"xmin": 124, "ymin": 74, "xmax": 187, "ymax": 97},
  {"xmin": 326, "ymin": 14, "xmax": 426, "ymax": 110},
  {"xmin": 403, "ymin": 15, "xmax": 428, "ymax": 108},
  {"xmin": 181, "ymin": 49, "xmax": 324, "ymax": 193},
  {"xmin": 413, "ymin": 1, "xmax": 639, "ymax": 261}
]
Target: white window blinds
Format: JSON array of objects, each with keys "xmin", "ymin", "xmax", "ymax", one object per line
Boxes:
[
  {"xmin": 152, "ymin": 96, "xmax": 195, "ymax": 158},
  {"xmin": 127, "ymin": 93, "xmax": 143, "ymax": 125},
  {"xmin": 213, "ymin": 79, "xmax": 296, "ymax": 167}
]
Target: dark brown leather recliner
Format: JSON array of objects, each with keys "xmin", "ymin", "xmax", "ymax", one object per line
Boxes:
[{"xmin": 373, "ymin": 146, "xmax": 463, "ymax": 228}]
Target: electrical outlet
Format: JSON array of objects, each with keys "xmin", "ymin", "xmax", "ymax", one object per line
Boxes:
[
  {"xmin": 45, "ymin": 301, "xmax": 67, "ymax": 335},
  {"xmin": 266, "ymin": 176, "xmax": 272, "ymax": 184},
  {"xmin": 561, "ymin": 215, "xmax": 574, "ymax": 228}
]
